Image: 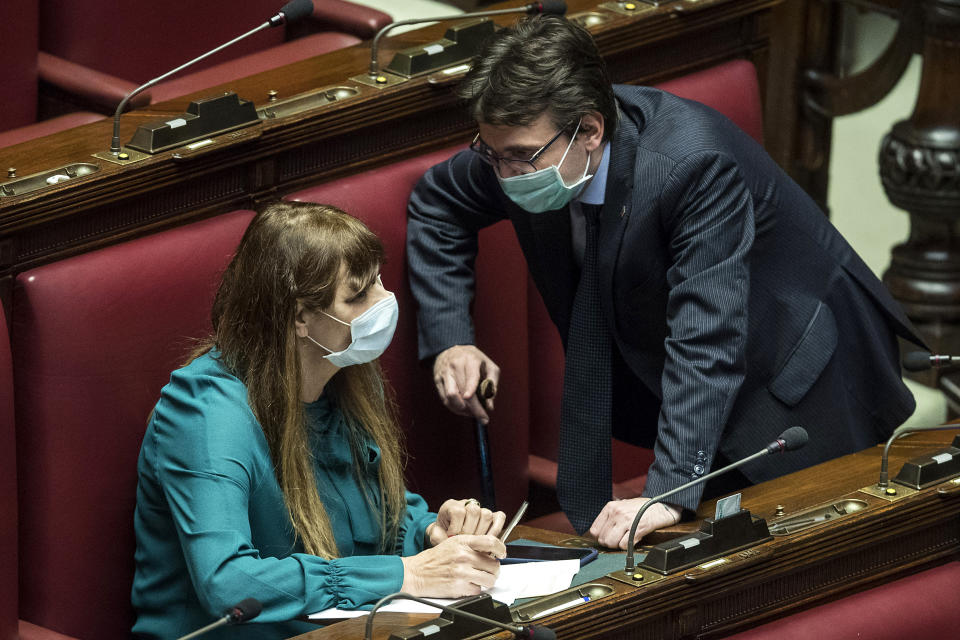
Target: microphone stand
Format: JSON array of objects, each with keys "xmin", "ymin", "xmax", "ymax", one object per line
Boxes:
[
  {"xmin": 108, "ymin": 0, "xmax": 311, "ymax": 155},
  {"xmin": 366, "ymin": 2, "xmax": 566, "ymax": 80},
  {"xmin": 877, "ymin": 422, "xmax": 960, "ymax": 488},
  {"xmin": 363, "ymin": 592, "xmax": 553, "ymax": 640},
  {"xmin": 109, "ymin": 22, "xmax": 273, "ymax": 155},
  {"xmin": 623, "ymin": 448, "xmax": 771, "ymax": 576}
]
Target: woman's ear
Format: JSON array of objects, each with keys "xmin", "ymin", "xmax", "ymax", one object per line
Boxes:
[
  {"xmin": 294, "ymin": 300, "xmax": 309, "ymax": 338},
  {"xmin": 581, "ymin": 111, "xmax": 605, "ymax": 153}
]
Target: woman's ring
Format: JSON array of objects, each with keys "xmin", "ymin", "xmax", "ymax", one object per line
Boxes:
[{"xmin": 464, "ymin": 498, "xmax": 481, "ymax": 508}]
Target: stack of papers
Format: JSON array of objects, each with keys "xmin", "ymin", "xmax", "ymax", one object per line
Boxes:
[{"xmin": 308, "ymin": 558, "xmax": 581, "ymax": 619}]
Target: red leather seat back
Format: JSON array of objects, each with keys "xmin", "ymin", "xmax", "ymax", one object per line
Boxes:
[
  {"xmin": 526, "ymin": 58, "xmax": 764, "ymax": 482},
  {"xmin": 658, "ymin": 58, "xmax": 764, "ymax": 144},
  {"xmin": 286, "ymin": 147, "xmax": 532, "ymax": 515},
  {"xmin": 0, "ymin": 306, "xmax": 18, "ymax": 640},
  {"xmin": 13, "ymin": 210, "xmax": 255, "ymax": 638},
  {"xmin": 0, "ymin": 0, "xmax": 38, "ymax": 132},
  {"xmin": 40, "ymin": 1, "xmax": 290, "ymax": 84}
]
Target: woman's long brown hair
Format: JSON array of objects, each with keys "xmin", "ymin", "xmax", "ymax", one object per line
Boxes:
[{"xmin": 196, "ymin": 201, "xmax": 407, "ymax": 559}]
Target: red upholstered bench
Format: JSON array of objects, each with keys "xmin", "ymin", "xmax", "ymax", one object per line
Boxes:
[
  {"xmin": 0, "ymin": 0, "xmax": 103, "ymax": 149},
  {"xmin": 12, "ymin": 210, "xmax": 255, "ymax": 638},
  {"xmin": 526, "ymin": 58, "xmax": 764, "ymax": 532},
  {"xmin": 727, "ymin": 562, "xmax": 960, "ymax": 639},
  {"xmin": 38, "ymin": 0, "xmax": 391, "ymax": 112},
  {"xmin": 285, "ymin": 146, "xmax": 533, "ymax": 515}
]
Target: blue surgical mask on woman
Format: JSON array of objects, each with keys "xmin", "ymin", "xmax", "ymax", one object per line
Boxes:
[
  {"xmin": 497, "ymin": 119, "xmax": 593, "ymax": 213},
  {"xmin": 306, "ymin": 293, "xmax": 399, "ymax": 367}
]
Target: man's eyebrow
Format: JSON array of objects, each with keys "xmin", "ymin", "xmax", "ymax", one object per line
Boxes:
[{"xmin": 501, "ymin": 144, "xmax": 539, "ymax": 156}]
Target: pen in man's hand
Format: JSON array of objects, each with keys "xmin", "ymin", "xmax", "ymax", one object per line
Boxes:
[{"xmin": 499, "ymin": 500, "xmax": 529, "ymax": 543}]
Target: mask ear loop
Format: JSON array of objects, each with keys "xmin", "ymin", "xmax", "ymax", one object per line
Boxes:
[{"xmin": 556, "ymin": 118, "xmax": 583, "ymax": 169}]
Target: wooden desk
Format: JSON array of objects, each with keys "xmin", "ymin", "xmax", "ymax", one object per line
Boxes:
[
  {"xmin": 293, "ymin": 428, "xmax": 960, "ymax": 639},
  {"xmin": 0, "ymin": 0, "xmax": 780, "ymax": 283}
]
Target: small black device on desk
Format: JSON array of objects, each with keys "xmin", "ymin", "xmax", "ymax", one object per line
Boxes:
[{"xmin": 503, "ymin": 544, "xmax": 599, "ymax": 566}]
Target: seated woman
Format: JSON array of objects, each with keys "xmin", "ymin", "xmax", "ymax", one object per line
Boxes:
[{"xmin": 131, "ymin": 202, "xmax": 507, "ymax": 639}]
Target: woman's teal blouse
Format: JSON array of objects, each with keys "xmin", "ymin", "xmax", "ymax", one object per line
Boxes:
[{"xmin": 131, "ymin": 352, "xmax": 436, "ymax": 639}]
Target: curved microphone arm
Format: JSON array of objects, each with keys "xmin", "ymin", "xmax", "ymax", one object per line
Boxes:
[
  {"xmin": 623, "ymin": 448, "xmax": 768, "ymax": 575},
  {"xmin": 878, "ymin": 422, "xmax": 960, "ymax": 488},
  {"xmin": 109, "ymin": 21, "xmax": 272, "ymax": 154},
  {"xmin": 363, "ymin": 592, "xmax": 554, "ymax": 640}
]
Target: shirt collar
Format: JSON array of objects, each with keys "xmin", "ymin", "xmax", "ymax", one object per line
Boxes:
[{"xmin": 577, "ymin": 141, "xmax": 610, "ymax": 206}]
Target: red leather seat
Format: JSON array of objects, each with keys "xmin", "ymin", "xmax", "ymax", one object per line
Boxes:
[
  {"xmin": 0, "ymin": 306, "xmax": 19, "ymax": 640},
  {"xmin": 285, "ymin": 146, "xmax": 533, "ymax": 515},
  {"xmin": 0, "ymin": 0, "xmax": 102, "ymax": 148},
  {"xmin": 13, "ymin": 210, "xmax": 255, "ymax": 639},
  {"xmin": 0, "ymin": 113, "xmax": 105, "ymax": 151},
  {"xmin": 526, "ymin": 58, "xmax": 765, "ymax": 533},
  {"xmin": 38, "ymin": 0, "xmax": 391, "ymax": 112},
  {"xmin": 727, "ymin": 562, "xmax": 960, "ymax": 639}
]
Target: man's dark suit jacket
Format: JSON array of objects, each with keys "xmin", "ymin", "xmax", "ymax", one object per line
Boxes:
[{"xmin": 406, "ymin": 85, "xmax": 923, "ymax": 510}]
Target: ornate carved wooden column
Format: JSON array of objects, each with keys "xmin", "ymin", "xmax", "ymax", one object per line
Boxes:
[{"xmin": 880, "ymin": 1, "xmax": 960, "ymax": 387}]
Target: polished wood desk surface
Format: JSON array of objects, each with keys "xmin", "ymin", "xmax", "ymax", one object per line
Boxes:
[
  {"xmin": 0, "ymin": 0, "xmax": 780, "ymax": 276},
  {"xmin": 292, "ymin": 427, "xmax": 960, "ymax": 639}
]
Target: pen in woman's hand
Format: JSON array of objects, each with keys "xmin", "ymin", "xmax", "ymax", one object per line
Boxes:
[{"xmin": 499, "ymin": 500, "xmax": 529, "ymax": 543}]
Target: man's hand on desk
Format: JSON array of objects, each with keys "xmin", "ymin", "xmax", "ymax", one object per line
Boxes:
[
  {"xmin": 589, "ymin": 498, "xmax": 682, "ymax": 550},
  {"xmin": 400, "ymin": 535, "xmax": 506, "ymax": 597},
  {"xmin": 427, "ymin": 498, "xmax": 506, "ymax": 546},
  {"xmin": 433, "ymin": 345, "xmax": 500, "ymax": 424}
]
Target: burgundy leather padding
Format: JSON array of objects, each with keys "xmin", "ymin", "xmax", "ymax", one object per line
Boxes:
[
  {"xmin": 0, "ymin": 0, "xmax": 38, "ymax": 133},
  {"xmin": 0, "ymin": 305, "xmax": 18, "ymax": 640},
  {"xmin": 658, "ymin": 58, "xmax": 765, "ymax": 145},
  {"xmin": 39, "ymin": 1, "xmax": 290, "ymax": 84},
  {"xmin": 148, "ymin": 32, "xmax": 360, "ymax": 104},
  {"xmin": 38, "ymin": 0, "xmax": 390, "ymax": 108},
  {"xmin": 13, "ymin": 210, "xmax": 255, "ymax": 639},
  {"xmin": 305, "ymin": 0, "xmax": 393, "ymax": 40},
  {"xmin": 0, "ymin": 112, "xmax": 105, "ymax": 152},
  {"xmin": 37, "ymin": 52, "xmax": 149, "ymax": 113},
  {"xmin": 285, "ymin": 146, "xmax": 533, "ymax": 515},
  {"xmin": 525, "ymin": 58, "xmax": 764, "ymax": 499},
  {"xmin": 726, "ymin": 562, "xmax": 960, "ymax": 639},
  {"xmin": 17, "ymin": 620, "xmax": 79, "ymax": 640}
]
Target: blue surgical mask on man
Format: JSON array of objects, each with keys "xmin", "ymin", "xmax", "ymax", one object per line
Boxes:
[
  {"xmin": 306, "ymin": 293, "xmax": 399, "ymax": 367},
  {"xmin": 497, "ymin": 119, "xmax": 593, "ymax": 213}
]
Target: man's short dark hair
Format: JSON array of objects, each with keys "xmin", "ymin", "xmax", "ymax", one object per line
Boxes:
[{"xmin": 459, "ymin": 16, "xmax": 618, "ymax": 141}]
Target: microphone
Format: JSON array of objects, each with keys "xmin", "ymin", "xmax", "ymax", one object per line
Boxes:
[
  {"xmin": 174, "ymin": 597, "xmax": 262, "ymax": 640},
  {"xmin": 108, "ymin": 0, "xmax": 314, "ymax": 155},
  {"xmin": 903, "ymin": 350, "xmax": 960, "ymax": 372},
  {"xmin": 363, "ymin": 592, "xmax": 555, "ymax": 640},
  {"xmin": 366, "ymin": 1, "xmax": 567, "ymax": 79},
  {"xmin": 623, "ymin": 426, "xmax": 808, "ymax": 575},
  {"xmin": 876, "ymin": 421, "xmax": 960, "ymax": 488}
]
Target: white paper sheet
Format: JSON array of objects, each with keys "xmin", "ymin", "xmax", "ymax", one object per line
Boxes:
[{"xmin": 308, "ymin": 559, "xmax": 580, "ymax": 618}]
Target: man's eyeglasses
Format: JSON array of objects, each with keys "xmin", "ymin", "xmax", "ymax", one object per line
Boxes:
[{"xmin": 469, "ymin": 128, "xmax": 569, "ymax": 176}]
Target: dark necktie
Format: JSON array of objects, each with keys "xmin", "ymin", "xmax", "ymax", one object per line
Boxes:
[{"xmin": 557, "ymin": 202, "xmax": 612, "ymax": 534}]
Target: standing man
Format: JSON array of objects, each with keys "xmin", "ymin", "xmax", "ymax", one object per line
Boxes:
[{"xmin": 406, "ymin": 16, "xmax": 921, "ymax": 548}]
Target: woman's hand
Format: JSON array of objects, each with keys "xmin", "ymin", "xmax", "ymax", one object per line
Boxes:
[
  {"xmin": 401, "ymin": 535, "xmax": 506, "ymax": 597},
  {"xmin": 427, "ymin": 499, "xmax": 506, "ymax": 546}
]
